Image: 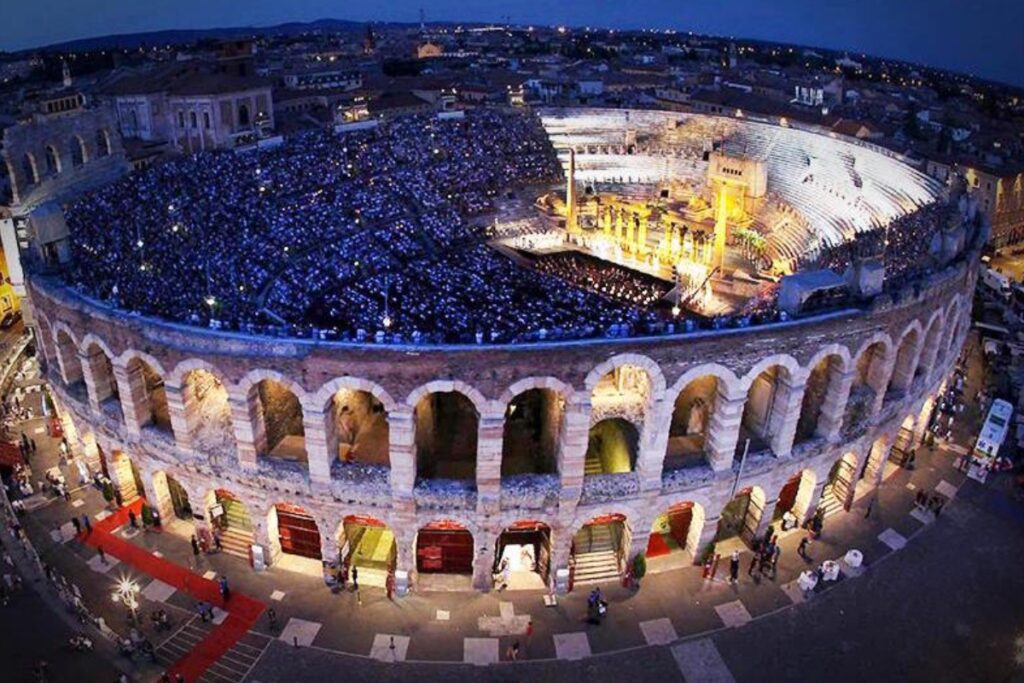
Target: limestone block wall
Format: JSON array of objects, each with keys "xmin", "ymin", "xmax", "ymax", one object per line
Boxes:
[{"xmin": 27, "ymin": 251, "xmax": 977, "ymax": 591}]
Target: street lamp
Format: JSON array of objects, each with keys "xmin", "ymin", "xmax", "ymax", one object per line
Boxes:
[{"xmin": 111, "ymin": 575, "xmax": 140, "ymax": 624}]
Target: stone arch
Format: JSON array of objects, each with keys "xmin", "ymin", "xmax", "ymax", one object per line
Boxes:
[
  {"xmin": 70, "ymin": 135, "xmax": 87, "ymax": 167},
  {"xmin": 32, "ymin": 311, "xmax": 56, "ymax": 369},
  {"xmin": 501, "ymin": 381, "xmax": 568, "ymax": 478},
  {"xmin": 821, "ymin": 451, "xmax": 859, "ymax": 514},
  {"xmin": 888, "ymin": 321, "xmax": 923, "ymax": 396},
  {"xmin": 716, "ymin": 485, "xmax": 766, "ymax": 547},
  {"xmin": 917, "ymin": 310, "xmax": 946, "ymax": 380},
  {"xmin": 81, "ymin": 336, "xmax": 120, "ymax": 418},
  {"xmin": 266, "ymin": 502, "xmax": 323, "ymax": 562},
  {"xmin": 584, "ymin": 352, "xmax": 667, "ymax": 396},
  {"xmin": 646, "ymin": 500, "xmax": 706, "ymax": 562},
  {"xmin": 175, "ymin": 361, "xmax": 236, "ymax": 459},
  {"xmin": 585, "ymin": 417, "xmax": 639, "ymax": 474},
  {"xmin": 942, "ymin": 296, "xmax": 963, "ymax": 363},
  {"xmin": 44, "ymin": 144, "xmax": 61, "ymax": 176},
  {"xmin": 405, "ymin": 379, "xmax": 489, "ymax": 416},
  {"xmin": 53, "ymin": 324, "xmax": 83, "ymax": 385},
  {"xmin": 795, "ymin": 347, "xmax": 850, "ymax": 444},
  {"xmin": 775, "ymin": 469, "xmax": 818, "ymax": 523},
  {"xmin": 315, "ymin": 378, "xmax": 393, "ymax": 469},
  {"xmin": 661, "ymin": 364, "xmax": 740, "ymax": 471},
  {"xmin": 737, "ymin": 354, "xmax": 802, "ymax": 456},
  {"xmin": 337, "ymin": 514, "xmax": 398, "ymax": 582},
  {"xmin": 412, "ymin": 385, "xmax": 480, "ymax": 482},
  {"xmin": 237, "ymin": 370, "xmax": 307, "ymax": 464},
  {"xmin": 861, "ymin": 434, "xmax": 889, "ymax": 486},
  {"xmin": 120, "ymin": 351, "xmax": 172, "ymax": 433}
]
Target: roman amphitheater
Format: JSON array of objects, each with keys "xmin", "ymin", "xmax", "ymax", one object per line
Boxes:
[{"xmin": 25, "ymin": 106, "xmax": 983, "ymax": 594}]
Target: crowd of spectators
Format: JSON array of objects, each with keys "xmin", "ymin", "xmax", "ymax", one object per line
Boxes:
[{"xmin": 811, "ymin": 201, "xmax": 957, "ymax": 289}]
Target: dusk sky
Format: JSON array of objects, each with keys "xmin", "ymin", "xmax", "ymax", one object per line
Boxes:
[{"xmin": 3, "ymin": 0, "xmax": 1022, "ymax": 87}]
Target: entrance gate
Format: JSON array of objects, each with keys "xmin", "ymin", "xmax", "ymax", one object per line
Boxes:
[
  {"xmin": 417, "ymin": 521, "xmax": 473, "ymax": 574},
  {"xmin": 275, "ymin": 503, "xmax": 321, "ymax": 560}
]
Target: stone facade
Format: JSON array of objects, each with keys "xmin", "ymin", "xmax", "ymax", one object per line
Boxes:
[{"xmin": 28, "ymin": 248, "xmax": 977, "ymax": 592}]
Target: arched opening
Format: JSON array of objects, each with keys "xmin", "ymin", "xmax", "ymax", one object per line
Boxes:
[
  {"xmin": 820, "ymin": 453, "xmax": 858, "ymax": 517},
  {"xmin": 416, "ymin": 520, "xmax": 473, "ymax": 575},
  {"xmin": 150, "ymin": 471, "xmax": 192, "ymax": 526},
  {"xmin": 664, "ymin": 376, "xmax": 718, "ymax": 470},
  {"xmin": 238, "ymin": 103, "xmax": 251, "ymax": 127},
  {"xmin": 501, "ymin": 389, "xmax": 563, "ymax": 477},
  {"xmin": 268, "ymin": 503, "xmax": 322, "ymax": 567},
  {"xmin": 716, "ymin": 486, "xmax": 765, "ymax": 549},
  {"xmin": 182, "ymin": 369, "xmax": 236, "ymax": 458},
  {"xmin": 494, "ymin": 520, "xmax": 552, "ymax": 590},
  {"xmin": 207, "ymin": 489, "xmax": 254, "ymax": 559},
  {"xmin": 847, "ymin": 341, "xmax": 888, "ymax": 427},
  {"xmin": 585, "ymin": 418, "xmax": 638, "ymax": 475},
  {"xmin": 84, "ymin": 343, "xmax": 120, "ymax": 421},
  {"xmin": 888, "ymin": 329, "xmax": 920, "ymax": 397},
  {"xmin": 861, "ymin": 436, "xmax": 889, "ymax": 486},
  {"xmin": 44, "ymin": 145, "xmax": 61, "ymax": 175},
  {"xmin": 888, "ymin": 414, "xmax": 917, "ymax": 467},
  {"xmin": 590, "ymin": 364, "xmax": 654, "ymax": 432},
  {"xmin": 340, "ymin": 515, "xmax": 396, "ymax": 588},
  {"xmin": 572, "ymin": 513, "xmax": 627, "ymax": 586},
  {"xmin": 126, "ymin": 357, "xmax": 170, "ymax": 433},
  {"xmin": 22, "ymin": 153, "xmax": 38, "ymax": 186},
  {"xmin": 251, "ymin": 379, "xmax": 306, "ymax": 464},
  {"xmin": 796, "ymin": 355, "xmax": 842, "ymax": 444},
  {"xmin": 414, "ymin": 391, "xmax": 478, "ymax": 481},
  {"xmin": 738, "ymin": 365, "xmax": 793, "ymax": 455},
  {"xmin": 918, "ymin": 319, "xmax": 943, "ymax": 379},
  {"xmin": 55, "ymin": 330, "xmax": 83, "ymax": 387},
  {"xmin": 775, "ymin": 470, "xmax": 817, "ymax": 527},
  {"xmin": 70, "ymin": 136, "xmax": 87, "ymax": 167},
  {"xmin": 109, "ymin": 451, "xmax": 144, "ymax": 504},
  {"xmin": 95, "ymin": 129, "xmax": 111, "ymax": 157},
  {"xmin": 326, "ymin": 388, "xmax": 389, "ymax": 467},
  {"xmin": 646, "ymin": 502, "xmax": 705, "ymax": 566}
]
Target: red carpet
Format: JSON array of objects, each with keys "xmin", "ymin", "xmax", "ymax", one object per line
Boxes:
[
  {"xmin": 81, "ymin": 500, "xmax": 266, "ymax": 681},
  {"xmin": 645, "ymin": 532, "xmax": 671, "ymax": 558}
]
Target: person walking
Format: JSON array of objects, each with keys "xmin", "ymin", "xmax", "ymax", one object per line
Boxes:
[
  {"xmin": 71, "ymin": 517, "xmax": 81, "ymax": 535},
  {"xmin": 771, "ymin": 544, "xmax": 782, "ymax": 578},
  {"xmin": 128, "ymin": 510, "xmax": 138, "ymax": 529},
  {"xmin": 797, "ymin": 536, "xmax": 810, "ymax": 561},
  {"xmin": 728, "ymin": 550, "xmax": 740, "ymax": 583},
  {"xmin": 351, "ymin": 566, "xmax": 359, "ymax": 591},
  {"xmin": 97, "ymin": 545, "xmax": 106, "ymax": 565},
  {"xmin": 219, "ymin": 576, "xmax": 230, "ymax": 602},
  {"xmin": 747, "ymin": 552, "xmax": 759, "ymax": 577},
  {"xmin": 865, "ymin": 496, "xmax": 875, "ymax": 519},
  {"xmin": 213, "ymin": 532, "xmax": 222, "ymax": 553},
  {"xmin": 81, "ymin": 514, "xmax": 91, "ymax": 535}
]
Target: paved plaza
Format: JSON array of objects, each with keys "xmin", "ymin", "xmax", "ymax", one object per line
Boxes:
[{"xmin": 2, "ymin": 336, "xmax": 1024, "ymax": 682}]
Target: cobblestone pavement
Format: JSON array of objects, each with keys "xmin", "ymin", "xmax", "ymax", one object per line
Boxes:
[{"xmin": 4, "ymin": 338, "xmax": 1024, "ymax": 682}]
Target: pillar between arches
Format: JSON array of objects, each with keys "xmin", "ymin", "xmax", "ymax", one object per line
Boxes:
[
  {"xmin": 118, "ymin": 361, "xmax": 151, "ymax": 438},
  {"xmin": 476, "ymin": 414, "xmax": 504, "ymax": 514},
  {"xmin": 768, "ymin": 378, "xmax": 805, "ymax": 458},
  {"xmin": 228, "ymin": 393, "xmax": 259, "ymax": 471},
  {"xmin": 164, "ymin": 382, "xmax": 193, "ymax": 453},
  {"xmin": 302, "ymin": 410, "xmax": 331, "ymax": 488},
  {"xmin": 558, "ymin": 399, "xmax": 591, "ymax": 506},
  {"xmin": 388, "ymin": 407, "xmax": 416, "ymax": 499},
  {"xmin": 705, "ymin": 385, "xmax": 744, "ymax": 471},
  {"xmin": 817, "ymin": 368, "xmax": 855, "ymax": 442}
]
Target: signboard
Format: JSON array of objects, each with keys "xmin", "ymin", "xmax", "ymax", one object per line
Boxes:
[
  {"xmin": 209, "ymin": 504, "xmax": 224, "ymax": 519},
  {"xmin": 251, "ymin": 544, "xmax": 266, "ymax": 571}
]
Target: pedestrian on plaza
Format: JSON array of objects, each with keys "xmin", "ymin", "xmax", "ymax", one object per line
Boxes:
[
  {"xmin": 97, "ymin": 545, "xmax": 106, "ymax": 565},
  {"xmin": 81, "ymin": 514, "xmax": 91, "ymax": 535},
  {"xmin": 526, "ymin": 619, "xmax": 534, "ymax": 642},
  {"xmin": 351, "ymin": 566, "xmax": 359, "ymax": 591},
  {"xmin": 506, "ymin": 641, "xmax": 520, "ymax": 660},
  {"xmin": 865, "ymin": 496, "xmax": 875, "ymax": 519},
  {"xmin": 729, "ymin": 550, "xmax": 739, "ymax": 583},
  {"xmin": 71, "ymin": 517, "xmax": 81, "ymax": 535},
  {"xmin": 190, "ymin": 535, "xmax": 200, "ymax": 558},
  {"xmin": 128, "ymin": 510, "xmax": 138, "ymax": 529},
  {"xmin": 797, "ymin": 536, "xmax": 810, "ymax": 561},
  {"xmin": 771, "ymin": 544, "xmax": 782, "ymax": 575},
  {"xmin": 62, "ymin": 486, "xmax": 71, "ymax": 503},
  {"xmin": 29, "ymin": 438, "xmax": 36, "ymax": 454},
  {"xmin": 213, "ymin": 531, "xmax": 222, "ymax": 553},
  {"xmin": 160, "ymin": 673, "xmax": 171, "ymax": 683},
  {"xmin": 219, "ymin": 576, "xmax": 230, "ymax": 602},
  {"xmin": 747, "ymin": 553, "xmax": 759, "ymax": 578},
  {"xmin": 175, "ymin": 674, "xmax": 186, "ymax": 683}
]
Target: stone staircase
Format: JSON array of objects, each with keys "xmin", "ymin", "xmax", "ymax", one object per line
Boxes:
[
  {"xmin": 571, "ymin": 525, "xmax": 620, "ymax": 585},
  {"xmin": 352, "ymin": 564, "xmax": 388, "ymax": 589},
  {"xmin": 584, "ymin": 452, "xmax": 604, "ymax": 475},
  {"xmin": 218, "ymin": 501, "xmax": 254, "ymax": 559},
  {"xmin": 818, "ymin": 484, "xmax": 845, "ymax": 519}
]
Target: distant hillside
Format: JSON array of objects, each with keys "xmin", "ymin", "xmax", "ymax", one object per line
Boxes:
[{"xmin": 34, "ymin": 17, "xmax": 424, "ymax": 53}]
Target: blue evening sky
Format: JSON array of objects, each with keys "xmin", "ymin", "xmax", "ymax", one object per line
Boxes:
[{"xmin": 2, "ymin": 0, "xmax": 1022, "ymax": 87}]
